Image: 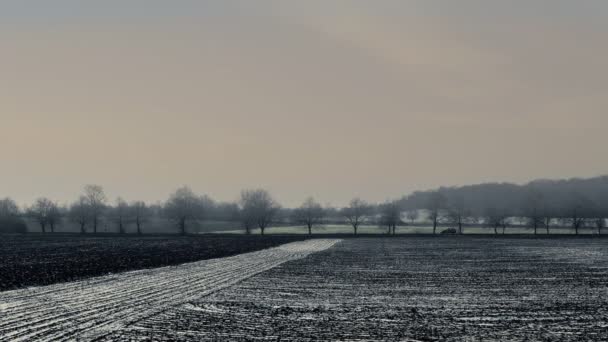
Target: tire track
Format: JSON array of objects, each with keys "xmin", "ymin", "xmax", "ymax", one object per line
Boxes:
[{"xmin": 0, "ymin": 239, "xmax": 340, "ymax": 342}]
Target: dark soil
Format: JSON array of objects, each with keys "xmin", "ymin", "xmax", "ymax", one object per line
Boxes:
[
  {"xmin": 103, "ymin": 237, "xmax": 608, "ymax": 341},
  {"xmin": 0, "ymin": 234, "xmax": 305, "ymax": 291}
]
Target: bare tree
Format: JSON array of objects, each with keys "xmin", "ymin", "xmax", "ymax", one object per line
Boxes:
[
  {"xmin": 83, "ymin": 185, "xmax": 107, "ymax": 234},
  {"xmin": 426, "ymin": 191, "xmax": 447, "ymax": 235},
  {"xmin": 405, "ymin": 210, "xmax": 419, "ymax": 225},
  {"xmin": 131, "ymin": 201, "xmax": 149, "ymax": 235},
  {"xmin": 239, "ymin": 189, "xmax": 280, "ymax": 235},
  {"xmin": 485, "ymin": 207, "xmax": 509, "ymax": 235},
  {"xmin": 293, "ymin": 197, "xmax": 324, "ymax": 235},
  {"xmin": 379, "ymin": 200, "xmax": 402, "ymax": 235},
  {"xmin": 28, "ymin": 198, "xmax": 55, "ymax": 234},
  {"xmin": 164, "ymin": 186, "xmax": 203, "ymax": 235},
  {"xmin": 447, "ymin": 196, "xmax": 473, "ymax": 235},
  {"xmin": 111, "ymin": 197, "xmax": 130, "ymax": 234},
  {"xmin": 47, "ymin": 203, "xmax": 62, "ymax": 233},
  {"xmin": 342, "ymin": 198, "xmax": 371, "ymax": 235},
  {"xmin": 522, "ymin": 189, "xmax": 544, "ymax": 235},
  {"xmin": 540, "ymin": 202, "xmax": 555, "ymax": 235},
  {"xmin": 562, "ymin": 193, "xmax": 593, "ymax": 235},
  {"xmin": 239, "ymin": 204, "xmax": 256, "ymax": 235},
  {"xmin": 69, "ymin": 196, "xmax": 89, "ymax": 234},
  {"xmin": 594, "ymin": 216, "xmax": 606, "ymax": 235}
]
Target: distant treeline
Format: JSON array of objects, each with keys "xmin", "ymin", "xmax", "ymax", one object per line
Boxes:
[{"xmin": 1, "ymin": 176, "xmax": 607, "ymax": 235}]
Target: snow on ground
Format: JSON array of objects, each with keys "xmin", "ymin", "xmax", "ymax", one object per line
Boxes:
[{"xmin": 0, "ymin": 239, "xmax": 340, "ymax": 341}]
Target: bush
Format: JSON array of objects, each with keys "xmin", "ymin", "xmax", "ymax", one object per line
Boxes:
[{"xmin": 0, "ymin": 217, "xmax": 28, "ymax": 234}]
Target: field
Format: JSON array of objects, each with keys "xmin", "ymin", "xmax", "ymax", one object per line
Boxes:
[
  {"xmin": 215, "ymin": 224, "xmax": 602, "ymax": 235},
  {"xmin": 0, "ymin": 234, "xmax": 306, "ymax": 291},
  {"xmin": 0, "ymin": 239, "xmax": 339, "ymax": 341},
  {"xmin": 101, "ymin": 237, "xmax": 608, "ymax": 341},
  {"xmin": 2, "ymin": 236, "xmax": 608, "ymax": 341}
]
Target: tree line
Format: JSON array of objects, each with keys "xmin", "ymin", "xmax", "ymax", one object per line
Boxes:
[{"xmin": 1, "ymin": 176, "xmax": 607, "ymax": 235}]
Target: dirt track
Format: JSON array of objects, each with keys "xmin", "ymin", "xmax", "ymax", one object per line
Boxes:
[
  {"xmin": 0, "ymin": 239, "xmax": 340, "ymax": 341},
  {"xmin": 101, "ymin": 237, "xmax": 608, "ymax": 341}
]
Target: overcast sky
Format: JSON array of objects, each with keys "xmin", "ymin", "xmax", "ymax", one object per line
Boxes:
[{"xmin": 1, "ymin": 1, "xmax": 607, "ymax": 207}]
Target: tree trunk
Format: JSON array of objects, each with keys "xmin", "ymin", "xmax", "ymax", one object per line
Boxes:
[
  {"xmin": 354, "ymin": 225, "xmax": 358, "ymax": 235},
  {"xmin": 80, "ymin": 223, "xmax": 86, "ymax": 234},
  {"xmin": 136, "ymin": 219, "xmax": 142, "ymax": 235},
  {"xmin": 458, "ymin": 222, "xmax": 463, "ymax": 235},
  {"xmin": 392, "ymin": 225, "xmax": 396, "ymax": 235},
  {"xmin": 180, "ymin": 218, "xmax": 186, "ymax": 235},
  {"xmin": 494, "ymin": 224, "xmax": 498, "ymax": 235},
  {"xmin": 260, "ymin": 227, "xmax": 265, "ymax": 235},
  {"xmin": 40, "ymin": 223, "xmax": 46, "ymax": 234},
  {"xmin": 433, "ymin": 219, "xmax": 437, "ymax": 235},
  {"xmin": 50, "ymin": 223, "xmax": 55, "ymax": 233},
  {"xmin": 93, "ymin": 218, "xmax": 98, "ymax": 234},
  {"xmin": 308, "ymin": 224, "xmax": 312, "ymax": 235}
]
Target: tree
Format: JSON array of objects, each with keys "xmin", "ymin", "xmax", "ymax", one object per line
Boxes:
[
  {"xmin": 485, "ymin": 207, "xmax": 509, "ymax": 235},
  {"xmin": 69, "ymin": 196, "xmax": 89, "ymax": 234},
  {"xmin": 447, "ymin": 196, "xmax": 473, "ymax": 235},
  {"xmin": 0, "ymin": 198, "xmax": 19, "ymax": 218},
  {"xmin": 111, "ymin": 198, "xmax": 130, "ymax": 234},
  {"xmin": 594, "ymin": 216, "xmax": 606, "ymax": 235},
  {"xmin": 342, "ymin": 198, "xmax": 371, "ymax": 235},
  {"xmin": 164, "ymin": 186, "xmax": 203, "ymax": 235},
  {"xmin": 28, "ymin": 198, "xmax": 55, "ymax": 234},
  {"xmin": 0, "ymin": 198, "xmax": 26, "ymax": 233},
  {"xmin": 426, "ymin": 191, "xmax": 447, "ymax": 235},
  {"xmin": 83, "ymin": 185, "xmax": 107, "ymax": 234},
  {"xmin": 239, "ymin": 204, "xmax": 256, "ymax": 235},
  {"xmin": 405, "ymin": 210, "xmax": 419, "ymax": 225},
  {"xmin": 379, "ymin": 200, "xmax": 402, "ymax": 235},
  {"xmin": 47, "ymin": 203, "xmax": 62, "ymax": 233},
  {"xmin": 131, "ymin": 201, "xmax": 149, "ymax": 235},
  {"xmin": 293, "ymin": 197, "xmax": 324, "ymax": 235},
  {"xmin": 562, "ymin": 193, "xmax": 593, "ymax": 235},
  {"xmin": 540, "ymin": 202, "xmax": 555, "ymax": 235},
  {"xmin": 522, "ymin": 189, "xmax": 544, "ymax": 235},
  {"xmin": 239, "ymin": 189, "xmax": 280, "ymax": 235}
]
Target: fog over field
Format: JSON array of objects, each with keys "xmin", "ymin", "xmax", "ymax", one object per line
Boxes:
[{"xmin": 1, "ymin": 1, "xmax": 608, "ymax": 341}]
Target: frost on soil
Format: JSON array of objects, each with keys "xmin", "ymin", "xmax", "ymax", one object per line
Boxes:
[
  {"xmin": 0, "ymin": 239, "xmax": 340, "ymax": 341},
  {"xmin": 101, "ymin": 238, "xmax": 608, "ymax": 341}
]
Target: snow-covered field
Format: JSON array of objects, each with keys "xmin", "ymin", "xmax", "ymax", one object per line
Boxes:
[{"xmin": 0, "ymin": 239, "xmax": 340, "ymax": 341}]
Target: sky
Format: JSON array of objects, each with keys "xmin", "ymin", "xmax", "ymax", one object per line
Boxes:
[{"xmin": 1, "ymin": 1, "xmax": 607, "ymax": 207}]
